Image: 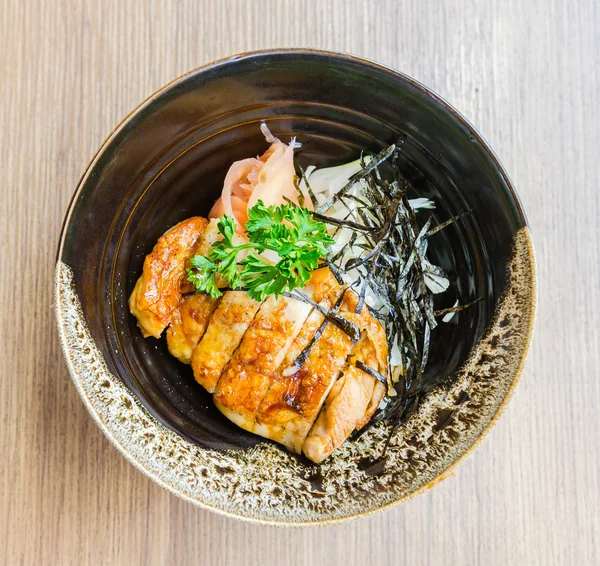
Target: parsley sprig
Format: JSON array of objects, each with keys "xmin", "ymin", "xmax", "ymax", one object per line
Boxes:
[{"xmin": 186, "ymin": 201, "xmax": 334, "ymax": 301}]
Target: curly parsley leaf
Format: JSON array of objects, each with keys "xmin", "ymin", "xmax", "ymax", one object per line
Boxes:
[
  {"xmin": 239, "ymin": 253, "xmax": 289, "ymax": 301},
  {"xmin": 215, "ymin": 214, "xmax": 236, "ymax": 245},
  {"xmin": 245, "ymin": 201, "xmax": 333, "ymax": 256},
  {"xmin": 186, "ymin": 200, "xmax": 334, "ymax": 300},
  {"xmin": 186, "ymin": 256, "xmax": 221, "ymax": 299}
]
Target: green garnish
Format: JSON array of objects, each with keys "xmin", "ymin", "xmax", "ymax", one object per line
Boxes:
[
  {"xmin": 187, "ymin": 256, "xmax": 222, "ymax": 300},
  {"xmin": 186, "ymin": 200, "xmax": 334, "ymax": 301}
]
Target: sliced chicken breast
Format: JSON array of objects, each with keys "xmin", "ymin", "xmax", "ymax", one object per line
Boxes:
[
  {"xmin": 252, "ymin": 286, "xmax": 388, "ymax": 458},
  {"xmin": 213, "ymin": 293, "xmax": 314, "ymax": 429},
  {"xmin": 213, "ymin": 268, "xmax": 340, "ymax": 438},
  {"xmin": 191, "ymin": 291, "xmax": 262, "ymax": 393},
  {"xmin": 166, "ymin": 294, "xmax": 220, "ymax": 364},
  {"xmin": 129, "ymin": 213, "xmax": 390, "ymax": 463},
  {"xmin": 250, "ymin": 288, "xmax": 343, "ymax": 444},
  {"xmin": 167, "ymin": 218, "xmax": 224, "ymax": 363},
  {"xmin": 357, "ymin": 381, "xmax": 387, "ymax": 430},
  {"xmin": 255, "ymin": 307, "xmax": 331, "ymax": 426},
  {"xmin": 251, "ymin": 287, "xmax": 360, "ymax": 453},
  {"xmin": 129, "ymin": 217, "xmax": 207, "ymax": 338},
  {"xmin": 303, "ymin": 310, "xmax": 389, "ymax": 463},
  {"xmin": 180, "ymin": 218, "xmax": 223, "ymax": 295}
]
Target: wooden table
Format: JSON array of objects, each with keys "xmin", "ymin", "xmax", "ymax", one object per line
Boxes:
[{"xmin": 1, "ymin": 1, "xmax": 598, "ymax": 564}]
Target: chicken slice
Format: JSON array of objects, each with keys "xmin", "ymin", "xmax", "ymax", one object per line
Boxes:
[
  {"xmin": 251, "ymin": 286, "xmax": 388, "ymax": 459},
  {"xmin": 212, "ymin": 292, "xmax": 314, "ymax": 429},
  {"xmin": 302, "ymin": 312, "xmax": 389, "ymax": 463},
  {"xmin": 255, "ymin": 308, "xmax": 332, "ymax": 426},
  {"xmin": 302, "ymin": 365, "xmax": 373, "ymax": 463},
  {"xmin": 213, "ymin": 268, "xmax": 339, "ymax": 436},
  {"xmin": 167, "ymin": 218, "xmax": 224, "ymax": 363},
  {"xmin": 191, "ymin": 291, "xmax": 262, "ymax": 392},
  {"xmin": 180, "ymin": 218, "xmax": 222, "ymax": 295},
  {"xmin": 252, "ymin": 282, "xmax": 342, "ymax": 418},
  {"xmin": 357, "ymin": 381, "xmax": 387, "ymax": 430},
  {"xmin": 251, "ymin": 286, "xmax": 360, "ymax": 453},
  {"xmin": 166, "ymin": 294, "xmax": 220, "ymax": 364},
  {"xmin": 129, "ymin": 217, "xmax": 207, "ymax": 338}
]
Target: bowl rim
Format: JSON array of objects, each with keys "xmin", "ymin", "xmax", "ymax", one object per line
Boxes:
[{"xmin": 55, "ymin": 48, "xmax": 537, "ymax": 526}]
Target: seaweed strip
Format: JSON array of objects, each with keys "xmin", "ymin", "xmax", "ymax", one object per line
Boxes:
[
  {"xmin": 314, "ymin": 140, "xmax": 477, "ymax": 426},
  {"xmin": 426, "ymin": 210, "xmax": 472, "ymax": 236},
  {"xmin": 284, "ymin": 290, "xmax": 361, "ymax": 342},
  {"xmin": 312, "ymin": 211, "xmax": 375, "ymax": 232},
  {"xmin": 316, "ymin": 145, "xmax": 396, "ymax": 213},
  {"xmin": 288, "ymin": 290, "xmax": 348, "ymax": 371},
  {"xmin": 434, "ymin": 297, "xmax": 482, "ymax": 317},
  {"xmin": 355, "ymin": 360, "xmax": 389, "ymax": 386}
]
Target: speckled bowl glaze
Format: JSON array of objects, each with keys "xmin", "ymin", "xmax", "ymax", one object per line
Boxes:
[{"xmin": 56, "ymin": 49, "xmax": 536, "ymax": 525}]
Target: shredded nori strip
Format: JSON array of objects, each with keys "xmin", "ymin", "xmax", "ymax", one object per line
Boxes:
[
  {"xmin": 315, "ymin": 142, "xmax": 477, "ymax": 429},
  {"xmin": 355, "ymin": 275, "xmax": 369, "ymax": 314},
  {"xmin": 316, "ymin": 145, "xmax": 397, "ymax": 214},
  {"xmin": 324, "ymin": 260, "xmax": 346, "ymax": 284},
  {"xmin": 284, "ymin": 290, "xmax": 361, "ymax": 343},
  {"xmin": 288, "ymin": 290, "xmax": 348, "ymax": 371},
  {"xmin": 312, "ymin": 211, "xmax": 376, "ymax": 233},
  {"xmin": 426, "ymin": 210, "xmax": 473, "ymax": 236},
  {"xmin": 355, "ymin": 360, "xmax": 389, "ymax": 386},
  {"xmin": 434, "ymin": 297, "xmax": 482, "ymax": 317},
  {"xmin": 287, "ymin": 318, "xmax": 328, "ymax": 374},
  {"xmin": 296, "ymin": 165, "xmax": 319, "ymax": 210},
  {"xmin": 287, "ymin": 145, "xmax": 479, "ymax": 441}
]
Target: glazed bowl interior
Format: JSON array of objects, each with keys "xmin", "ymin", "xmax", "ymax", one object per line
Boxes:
[{"xmin": 60, "ymin": 52, "xmax": 526, "ymax": 452}]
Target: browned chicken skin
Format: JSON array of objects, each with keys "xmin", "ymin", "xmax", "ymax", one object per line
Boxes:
[
  {"xmin": 303, "ymin": 318, "xmax": 388, "ymax": 463},
  {"xmin": 191, "ymin": 291, "xmax": 262, "ymax": 393},
  {"xmin": 129, "ymin": 217, "xmax": 390, "ymax": 462},
  {"xmin": 129, "ymin": 217, "xmax": 207, "ymax": 338},
  {"xmin": 214, "ymin": 268, "xmax": 339, "ymax": 440},
  {"xmin": 166, "ymin": 294, "xmax": 219, "ymax": 364},
  {"xmin": 252, "ymin": 284, "xmax": 353, "ymax": 451},
  {"xmin": 166, "ymin": 219, "xmax": 223, "ymax": 364},
  {"xmin": 213, "ymin": 294, "xmax": 312, "ymax": 426},
  {"xmin": 256, "ymin": 288, "xmax": 340, "ymax": 427}
]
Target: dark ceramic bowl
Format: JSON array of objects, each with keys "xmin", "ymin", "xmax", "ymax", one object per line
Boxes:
[{"xmin": 56, "ymin": 49, "xmax": 535, "ymax": 525}]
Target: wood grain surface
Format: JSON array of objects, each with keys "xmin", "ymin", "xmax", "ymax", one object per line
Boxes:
[{"xmin": 1, "ymin": 1, "xmax": 598, "ymax": 564}]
